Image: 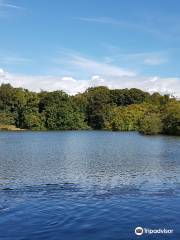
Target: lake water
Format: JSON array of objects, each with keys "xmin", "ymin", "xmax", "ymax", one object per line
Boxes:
[{"xmin": 0, "ymin": 131, "xmax": 180, "ymax": 240}]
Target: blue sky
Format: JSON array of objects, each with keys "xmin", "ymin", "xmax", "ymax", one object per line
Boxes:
[{"xmin": 0, "ymin": 0, "xmax": 180, "ymax": 96}]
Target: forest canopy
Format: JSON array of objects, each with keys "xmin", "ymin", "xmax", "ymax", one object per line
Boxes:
[{"xmin": 0, "ymin": 84, "xmax": 179, "ymax": 135}]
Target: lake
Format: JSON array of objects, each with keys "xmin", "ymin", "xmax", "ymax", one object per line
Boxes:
[{"xmin": 0, "ymin": 131, "xmax": 180, "ymax": 239}]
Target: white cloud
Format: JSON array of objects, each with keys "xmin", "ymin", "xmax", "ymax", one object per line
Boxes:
[
  {"xmin": 0, "ymin": 68, "xmax": 9, "ymax": 80},
  {"xmin": 0, "ymin": 68, "xmax": 180, "ymax": 97},
  {"xmin": 0, "ymin": 69, "xmax": 89, "ymax": 95},
  {"xmin": 0, "ymin": 0, "xmax": 23, "ymax": 10},
  {"xmin": 68, "ymin": 55, "xmax": 136, "ymax": 77},
  {"xmin": 53, "ymin": 50, "xmax": 136, "ymax": 78},
  {"xmin": 0, "ymin": 3, "xmax": 21, "ymax": 10},
  {"xmin": 0, "ymin": 48, "xmax": 178, "ymax": 97}
]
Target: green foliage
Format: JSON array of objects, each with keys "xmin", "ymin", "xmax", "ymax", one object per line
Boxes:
[
  {"xmin": 162, "ymin": 101, "xmax": 180, "ymax": 135},
  {"xmin": 0, "ymin": 84, "xmax": 179, "ymax": 135},
  {"xmin": 85, "ymin": 86, "xmax": 111, "ymax": 129},
  {"xmin": 39, "ymin": 91, "xmax": 88, "ymax": 130},
  {"xmin": 0, "ymin": 112, "xmax": 15, "ymax": 125},
  {"xmin": 0, "ymin": 84, "xmax": 15, "ymax": 111},
  {"xmin": 139, "ymin": 113, "xmax": 163, "ymax": 135},
  {"xmin": 105, "ymin": 104, "xmax": 148, "ymax": 131},
  {"xmin": 72, "ymin": 93, "xmax": 88, "ymax": 113},
  {"xmin": 23, "ymin": 112, "xmax": 45, "ymax": 130},
  {"xmin": 110, "ymin": 88, "xmax": 150, "ymax": 106}
]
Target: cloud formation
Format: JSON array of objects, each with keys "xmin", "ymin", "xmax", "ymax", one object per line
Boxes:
[
  {"xmin": 67, "ymin": 55, "xmax": 136, "ymax": 77},
  {"xmin": 53, "ymin": 50, "xmax": 136, "ymax": 78},
  {"xmin": 0, "ymin": 68, "xmax": 180, "ymax": 97},
  {"xmin": 0, "ymin": 48, "xmax": 178, "ymax": 97},
  {"xmin": 0, "ymin": 0, "xmax": 23, "ymax": 10}
]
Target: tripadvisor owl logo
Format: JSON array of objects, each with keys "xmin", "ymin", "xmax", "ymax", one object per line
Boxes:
[{"xmin": 135, "ymin": 226, "xmax": 143, "ymax": 236}]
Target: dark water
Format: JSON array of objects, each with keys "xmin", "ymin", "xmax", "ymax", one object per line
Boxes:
[{"xmin": 0, "ymin": 131, "xmax": 180, "ymax": 240}]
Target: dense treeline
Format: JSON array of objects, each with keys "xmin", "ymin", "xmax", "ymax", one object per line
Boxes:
[{"xmin": 0, "ymin": 84, "xmax": 179, "ymax": 135}]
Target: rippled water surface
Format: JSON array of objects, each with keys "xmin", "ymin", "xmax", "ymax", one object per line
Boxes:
[{"xmin": 0, "ymin": 131, "xmax": 180, "ymax": 239}]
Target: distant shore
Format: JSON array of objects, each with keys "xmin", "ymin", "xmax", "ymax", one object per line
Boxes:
[
  {"xmin": 1, "ymin": 84, "xmax": 179, "ymax": 136},
  {"xmin": 1, "ymin": 126, "xmax": 180, "ymax": 137}
]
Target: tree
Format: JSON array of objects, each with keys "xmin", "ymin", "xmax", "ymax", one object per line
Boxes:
[
  {"xmin": 85, "ymin": 86, "xmax": 111, "ymax": 129},
  {"xmin": 0, "ymin": 84, "xmax": 15, "ymax": 112},
  {"xmin": 39, "ymin": 91, "xmax": 88, "ymax": 130},
  {"xmin": 0, "ymin": 83, "xmax": 179, "ymax": 135},
  {"xmin": 162, "ymin": 102, "xmax": 180, "ymax": 135},
  {"xmin": 23, "ymin": 112, "xmax": 45, "ymax": 130},
  {"xmin": 105, "ymin": 104, "xmax": 149, "ymax": 131},
  {"xmin": 139, "ymin": 113, "xmax": 163, "ymax": 135},
  {"xmin": 110, "ymin": 88, "xmax": 150, "ymax": 106},
  {"xmin": 0, "ymin": 112, "xmax": 15, "ymax": 125}
]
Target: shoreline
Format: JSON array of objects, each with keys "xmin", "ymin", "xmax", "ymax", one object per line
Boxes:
[
  {"xmin": 0, "ymin": 125, "xmax": 26, "ymax": 131},
  {"xmin": 0, "ymin": 127, "xmax": 179, "ymax": 137}
]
